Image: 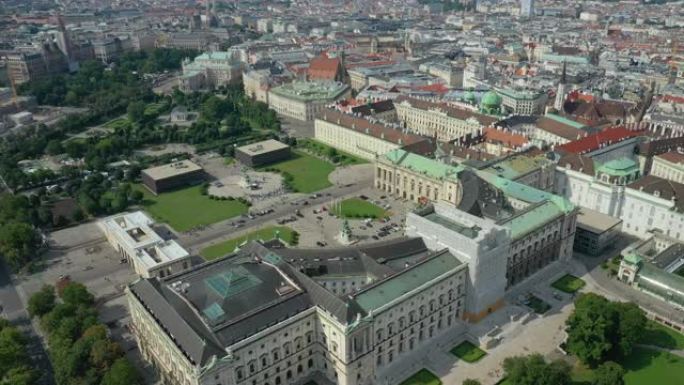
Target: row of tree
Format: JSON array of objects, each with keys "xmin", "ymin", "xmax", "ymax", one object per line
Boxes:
[
  {"xmin": 28, "ymin": 282, "xmax": 142, "ymax": 385},
  {"xmin": 0, "ymin": 318, "xmax": 40, "ymax": 384}
]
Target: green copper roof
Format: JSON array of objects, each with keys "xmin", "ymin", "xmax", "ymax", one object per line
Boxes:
[
  {"xmin": 482, "ymin": 155, "xmax": 552, "ymax": 181},
  {"xmin": 476, "ymin": 171, "xmax": 575, "ymax": 214},
  {"xmin": 500, "ymin": 201, "xmax": 563, "ymax": 239},
  {"xmin": 544, "ymin": 113, "xmax": 586, "ymax": 129},
  {"xmin": 463, "ymin": 91, "xmax": 477, "ymax": 104},
  {"xmin": 354, "ymin": 251, "xmax": 463, "ymax": 313},
  {"xmin": 481, "ymin": 90, "xmax": 502, "ymax": 107},
  {"xmin": 596, "ymin": 158, "xmax": 639, "ymax": 177},
  {"xmin": 383, "ymin": 149, "xmax": 464, "ymax": 181},
  {"xmin": 623, "ymin": 251, "xmax": 643, "ymax": 265}
]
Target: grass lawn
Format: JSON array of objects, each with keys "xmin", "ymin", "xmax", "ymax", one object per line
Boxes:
[
  {"xmin": 201, "ymin": 226, "xmax": 297, "ymax": 260},
  {"xmin": 331, "ymin": 197, "xmax": 387, "ymax": 219},
  {"xmin": 399, "ymin": 369, "xmax": 441, "ymax": 385},
  {"xmin": 450, "ymin": 341, "xmax": 487, "ymax": 363},
  {"xmin": 571, "ymin": 347, "xmax": 684, "ymax": 385},
  {"xmin": 622, "ymin": 347, "xmax": 684, "ymax": 385},
  {"xmin": 640, "ymin": 321, "xmax": 684, "ymax": 350},
  {"xmin": 525, "ymin": 295, "xmax": 551, "ymax": 314},
  {"xmin": 137, "ymin": 185, "xmax": 248, "ymax": 232},
  {"xmin": 104, "ymin": 117, "xmax": 130, "ymax": 129},
  {"xmin": 298, "ymin": 139, "xmax": 367, "ymax": 166},
  {"xmin": 551, "ymin": 274, "xmax": 586, "ymax": 294},
  {"xmin": 262, "ymin": 151, "xmax": 335, "ymax": 193},
  {"xmin": 144, "ymin": 102, "xmax": 166, "ymax": 116}
]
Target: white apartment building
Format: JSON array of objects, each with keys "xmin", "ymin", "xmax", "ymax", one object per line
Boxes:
[
  {"xmin": 99, "ymin": 211, "xmax": 192, "ymax": 278},
  {"xmin": 268, "ymin": 81, "xmax": 351, "ymax": 121},
  {"xmin": 555, "ymin": 152, "xmax": 684, "ymax": 242},
  {"xmin": 314, "ymin": 109, "xmax": 427, "ymax": 161}
]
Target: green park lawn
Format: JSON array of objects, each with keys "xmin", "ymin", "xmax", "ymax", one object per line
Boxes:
[
  {"xmin": 551, "ymin": 274, "xmax": 586, "ymax": 294},
  {"xmin": 144, "ymin": 102, "xmax": 166, "ymax": 116},
  {"xmin": 331, "ymin": 197, "xmax": 387, "ymax": 219},
  {"xmin": 201, "ymin": 226, "xmax": 297, "ymax": 260},
  {"xmin": 263, "ymin": 151, "xmax": 335, "ymax": 193},
  {"xmin": 450, "ymin": 341, "xmax": 487, "ymax": 363},
  {"xmin": 137, "ymin": 185, "xmax": 248, "ymax": 232},
  {"xmin": 500, "ymin": 347, "xmax": 684, "ymax": 385},
  {"xmin": 104, "ymin": 117, "xmax": 130, "ymax": 129},
  {"xmin": 640, "ymin": 321, "xmax": 684, "ymax": 350},
  {"xmin": 399, "ymin": 369, "xmax": 442, "ymax": 385}
]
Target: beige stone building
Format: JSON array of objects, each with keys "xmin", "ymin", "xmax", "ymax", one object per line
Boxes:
[
  {"xmin": 268, "ymin": 81, "xmax": 351, "ymax": 121},
  {"xmin": 127, "ymin": 239, "xmax": 468, "ymax": 385},
  {"xmin": 394, "ymin": 96, "xmax": 498, "ymax": 141},
  {"xmin": 375, "ymin": 148, "xmax": 464, "ymax": 204},
  {"xmin": 314, "ymin": 109, "xmax": 428, "ymax": 161}
]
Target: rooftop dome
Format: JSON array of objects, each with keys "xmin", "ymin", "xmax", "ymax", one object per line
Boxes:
[
  {"xmin": 481, "ymin": 90, "xmax": 502, "ymax": 107},
  {"xmin": 463, "ymin": 91, "xmax": 477, "ymax": 104}
]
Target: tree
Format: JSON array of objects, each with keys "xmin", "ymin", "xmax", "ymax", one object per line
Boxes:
[
  {"xmin": 60, "ymin": 282, "xmax": 94, "ymax": 306},
  {"xmin": 0, "ymin": 325, "xmax": 29, "ymax": 375},
  {"xmin": 28, "ymin": 285, "xmax": 56, "ymax": 318},
  {"xmin": 463, "ymin": 380, "xmax": 482, "ymax": 385},
  {"xmin": 566, "ymin": 293, "xmax": 646, "ymax": 366},
  {"xmin": 613, "ymin": 302, "xmax": 646, "ymax": 357},
  {"xmin": 127, "ymin": 101, "xmax": 146, "ymax": 123},
  {"xmin": 2, "ymin": 365, "xmax": 39, "ymax": 385},
  {"xmin": 502, "ymin": 354, "xmax": 572, "ymax": 385},
  {"xmin": 101, "ymin": 358, "xmax": 143, "ymax": 385},
  {"xmin": 46, "ymin": 140, "xmax": 64, "ymax": 155},
  {"xmin": 592, "ymin": 361, "xmax": 624, "ymax": 385},
  {"xmin": 0, "ymin": 222, "xmax": 40, "ymax": 269},
  {"xmin": 201, "ymin": 95, "xmax": 228, "ymax": 122}
]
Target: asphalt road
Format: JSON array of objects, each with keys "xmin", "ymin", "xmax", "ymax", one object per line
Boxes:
[
  {"xmin": 0, "ymin": 260, "xmax": 23, "ymax": 320},
  {"xmin": 180, "ymin": 179, "xmax": 373, "ymax": 251}
]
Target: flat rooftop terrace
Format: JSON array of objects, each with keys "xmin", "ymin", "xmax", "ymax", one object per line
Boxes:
[{"xmin": 142, "ymin": 159, "xmax": 203, "ymax": 181}]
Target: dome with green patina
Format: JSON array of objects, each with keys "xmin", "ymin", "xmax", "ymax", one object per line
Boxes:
[
  {"xmin": 481, "ymin": 90, "xmax": 502, "ymax": 108},
  {"xmin": 463, "ymin": 90, "xmax": 477, "ymax": 105},
  {"xmin": 596, "ymin": 157, "xmax": 640, "ymax": 185}
]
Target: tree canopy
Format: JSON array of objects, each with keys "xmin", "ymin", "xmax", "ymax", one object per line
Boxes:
[
  {"xmin": 30, "ymin": 281, "xmax": 142, "ymax": 385},
  {"xmin": 565, "ymin": 293, "xmax": 646, "ymax": 367},
  {"xmin": 502, "ymin": 354, "xmax": 572, "ymax": 385}
]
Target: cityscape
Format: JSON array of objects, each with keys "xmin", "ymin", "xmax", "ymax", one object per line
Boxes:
[{"xmin": 1, "ymin": 0, "xmax": 684, "ymax": 385}]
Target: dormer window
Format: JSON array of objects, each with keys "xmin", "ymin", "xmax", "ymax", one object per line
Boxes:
[{"xmin": 654, "ymin": 190, "xmax": 661, "ymax": 198}]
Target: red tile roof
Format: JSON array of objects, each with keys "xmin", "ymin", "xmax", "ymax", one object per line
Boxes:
[
  {"xmin": 483, "ymin": 127, "xmax": 528, "ymax": 148},
  {"xmin": 657, "ymin": 151, "xmax": 684, "ymax": 165},
  {"xmin": 308, "ymin": 54, "xmax": 343, "ymax": 81},
  {"xmin": 555, "ymin": 126, "xmax": 645, "ymax": 155}
]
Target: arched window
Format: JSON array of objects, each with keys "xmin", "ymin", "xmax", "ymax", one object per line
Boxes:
[{"xmin": 307, "ymin": 359, "xmax": 314, "ymax": 368}]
